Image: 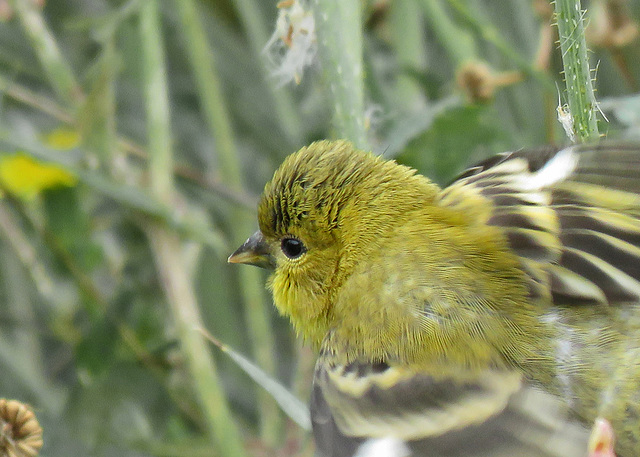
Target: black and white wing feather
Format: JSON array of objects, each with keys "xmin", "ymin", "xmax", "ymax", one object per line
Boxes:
[
  {"xmin": 312, "ymin": 358, "xmax": 588, "ymax": 457},
  {"xmin": 439, "ymin": 144, "xmax": 640, "ymax": 306}
]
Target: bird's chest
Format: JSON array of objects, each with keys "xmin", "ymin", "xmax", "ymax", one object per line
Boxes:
[{"xmin": 328, "ymin": 263, "xmax": 510, "ymax": 371}]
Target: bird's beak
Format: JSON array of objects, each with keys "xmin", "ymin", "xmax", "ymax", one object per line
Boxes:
[{"xmin": 228, "ymin": 231, "xmax": 275, "ymax": 269}]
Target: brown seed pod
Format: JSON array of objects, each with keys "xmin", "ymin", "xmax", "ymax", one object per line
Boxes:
[
  {"xmin": 456, "ymin": 61, "xmax": 495, "ymax": 103},
  {"xmin": 0, "ymin": 399, "xmax": 43, "ymax": 457},
  {"xmin": 456, "ymin": 61, "xmax": 523, "ymax": 104}
]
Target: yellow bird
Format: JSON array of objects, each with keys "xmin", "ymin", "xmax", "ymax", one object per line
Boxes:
[{"xmin": 230, "ymin": 140, "xmax": 640, "ymax": 457}]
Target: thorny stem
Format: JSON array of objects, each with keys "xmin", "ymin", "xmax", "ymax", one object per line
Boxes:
[{"xmin": 554, "ymin": 0, "xmax": 600, "ymax": 142}]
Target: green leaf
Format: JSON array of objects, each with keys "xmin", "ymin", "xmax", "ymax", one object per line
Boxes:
[
  {"xmin": 201, "ymin": 329, "xmax": 312, "ymax": 431},
  {"xmin": 43, "ymin": 186, "xmax": 103, "ymax": 271},
  {"xmin": 397, "ymin": 104, "xmax": 511, "ymax": 184},
  {"xmin": 76, "ymin": 317, "xmax": 119, "ymax": 377}
]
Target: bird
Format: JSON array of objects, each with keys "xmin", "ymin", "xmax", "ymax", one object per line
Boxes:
[{"xmin": 229, "ymin": 140, "xmax": 640, "ymax": 456}]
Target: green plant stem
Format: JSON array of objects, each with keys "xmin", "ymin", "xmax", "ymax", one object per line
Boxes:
[
  {"xmin": 0, "ymin": 73, "xmax": 73, "ymax": 122},
  {"xmin": 77, "ymin": 40, "xmax": 118, "ymax": 168},
  {"xmin": 173, "ymin": 0, "xmax": 238, "ymax": 189},
  {"xmin": 148, "ymin": 228, "xmax": 247, "ymax": 457},
  {"xmin": 0, "ymin": 202, "xmax": 57, "ymax": 309},
  {"xmin": 554, "ymin": 0, "xmax": 600, "ymax": 142},
  {"xmin": 312, "ymin": 0, "xmax": 369, "ymax": 149},
  {"xmin": 389, "ymin": 0, "xmax": 428, "ymax": 110},
  {"xmin": 8, "ymin": 0, "xmax": 83, "ymax": 107},
  {"xmin": 235, "ymin": 265, "xmax": 282, "ymax": 447},
  {"xmin": 140, "ymin": 0, "xmax": 173, "ymax": 200},
  {"xmin": 419, "ymin": 0, "xmax": 476, "ymax": 66},
  {"xmin": 139, "ymin": 2, "xmax": 246, "ymax": 456},
  {"xmin": 174, "ymin": 0, "xmax": 282, "ymax": 445},
  {"xmin": 0, "ymin": 203, "xmax": 66, "ymax": 411}
]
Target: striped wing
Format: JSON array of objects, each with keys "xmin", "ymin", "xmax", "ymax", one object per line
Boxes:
[
  {"xmin": 439, "ymin": 144, "xmax": 640, "ymax": 306},
  {"xmin": 311, "ymin": 357, "xmax": 588, "ymax": 457},
  {"xmin": 311, "ymin": 144, "xmax": 640, "ymax": 456}
]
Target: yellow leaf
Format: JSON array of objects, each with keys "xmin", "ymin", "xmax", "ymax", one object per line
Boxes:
[
  {"xmin": 0, "ymin": 153, "xmax": 77, "ymax": 200},
  {"xmin": 43, "ymin": 127, "xmax": 81, "ymax": 150}
]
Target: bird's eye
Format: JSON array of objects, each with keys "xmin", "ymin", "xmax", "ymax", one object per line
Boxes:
[{"xmin": 281, "ymin": 237, "xmax": 306, "ymax": 259}]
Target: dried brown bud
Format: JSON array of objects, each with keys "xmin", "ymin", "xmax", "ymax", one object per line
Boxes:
[
  {"xmin": 456, "ymin": 61, "xmax": 524, "ymax": 104},
  {"xmin": 456, "ymin": 61, "xmax": 495, "ymax": 103},
  {"xmin": 0, "ymin": 399, "xmax": 43, "ymax": 457}
]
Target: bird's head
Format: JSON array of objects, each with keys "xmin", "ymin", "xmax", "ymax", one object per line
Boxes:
[{"xmin": 229, "ymin": 140, "xmax": 440, "ymax": 344}]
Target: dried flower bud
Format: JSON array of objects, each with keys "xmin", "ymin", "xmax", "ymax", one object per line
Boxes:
[
  {"xmin": 0, "ymin": 399, "xmax": 43, "ymax": 457},
  {"xmin": 456, "ymin": 61, "xmax": 495, "ymax": 103},
  {"xmin": 456, "ymin": 61, "xmax": 522, "ymax": 104},
  {"xmin": 264, "ymin": 0, "xmax": 317, "ymax": 86}
]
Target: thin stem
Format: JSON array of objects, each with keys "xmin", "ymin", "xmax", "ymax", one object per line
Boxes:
[
  {"xmin": 8, "ymin": 0, "xmax": 83, "ymax": 107},
  {"xmin": 174, "ymin": 0, "xmax": 282, "ymax": 444},
  {"xmin": 140, "ymin": 0, "xmax": 173, "ymax": 200},
  {"xmin": 139, "ymin": 2, "xmax": 247, "ymax": 456},
  {"xmin": 77, "ymin": 40, "xmax": 118, "ymax": 168},
  {"xmin": 420, "ymin": 0, "xmax": 476, "ymax": 65},
  {"xmin": 554, "ymin": 0, "xmax": 600, "ymax": 142},
  {"xmin": 173, "ymin": 0, "xmax": 238, "ymax": 187},
  {"xmin": 0, "ymin": 74, "xmax": 74, "ymax": 122},
  {"xmin": 312, "ymin": 0, "xmax": 369, "ymax": 149},
  {"xmin": 148, "ymin": 228, "xmax": 247, "ymax": 457},
  {"xmin": 0, "ymin": 203, "xmax": 56, "ymax": 303},
  {"xmin": 0, "ymin": 203, "xmax": 66, "ymax": 411},
  {"xmin": 388, "ymin": 0, "xmax": 428, "ymax": 111}
]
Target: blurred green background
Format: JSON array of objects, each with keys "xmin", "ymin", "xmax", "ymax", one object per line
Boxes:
[{"xmin": 0, "ymin": 0, "xmax": 639, "ymax": 456}]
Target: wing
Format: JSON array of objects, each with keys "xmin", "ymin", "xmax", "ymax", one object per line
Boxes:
[
  {"xmin": 439, "ymin": 144, "xmax": 640, "ymax": 306},
  {"xmin": 311, "ymin": 356, "xmax": 589, "ymax": 457}
]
